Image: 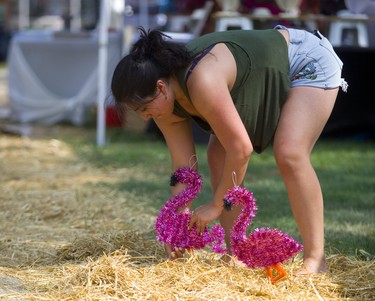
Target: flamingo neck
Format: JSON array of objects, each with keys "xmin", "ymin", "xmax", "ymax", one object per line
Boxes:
[
  {"xmin": 230, "ymin": 191, "xmax": 257, "ymax": 242},
  {"xmin": 164, "ymin": 183, "xmax": 198, "ymax": 214},
  {"xmin": 232, "ymin": 205, "xmax": 254, "ymax": 236},
  {"xmin": 159, "ymin": 168, "xmax": 202, "ymax": 216}
]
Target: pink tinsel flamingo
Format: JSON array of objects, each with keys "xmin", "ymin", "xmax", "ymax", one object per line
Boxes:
[
  {"xmin": 225, "ymin": 184, "xmax": 303, "ymax": 284},
  {"xmin": 155, "ymin": 167, "xmax": 226, "ymax": 254}
]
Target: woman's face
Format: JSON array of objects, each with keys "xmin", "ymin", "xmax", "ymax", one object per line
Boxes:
[{"xmin": 133, "ymin": 80, "xmax": 174, "ymax": 121}]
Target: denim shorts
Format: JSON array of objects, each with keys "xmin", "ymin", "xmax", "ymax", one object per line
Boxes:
[{"xmin": 274, "ymin": 25, "xmax": 348, "ymax": 91}]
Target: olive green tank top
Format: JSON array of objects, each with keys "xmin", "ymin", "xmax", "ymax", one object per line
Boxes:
[{"xmin": 174, "ymin": 29, "xmax": 290, "ymax": 153}]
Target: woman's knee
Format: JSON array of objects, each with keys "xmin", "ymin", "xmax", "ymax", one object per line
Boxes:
[{"xmin": 274, "ymin": 142, "xmax": 309, "ymax": 173}]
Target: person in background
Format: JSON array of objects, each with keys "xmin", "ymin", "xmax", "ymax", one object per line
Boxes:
[{"xmin": 111, "ymin": 25, "xmax": 347, "ymax": 274}]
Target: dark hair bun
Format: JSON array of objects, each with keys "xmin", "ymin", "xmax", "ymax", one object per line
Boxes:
[{"xmin": 131, "ymin": 27, "xmax": 168, "ymax": 61}]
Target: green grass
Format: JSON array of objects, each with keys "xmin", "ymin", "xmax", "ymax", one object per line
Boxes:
[{"xmin": 62, "ymin": 126, "xmax": 375, "ymax": 258}]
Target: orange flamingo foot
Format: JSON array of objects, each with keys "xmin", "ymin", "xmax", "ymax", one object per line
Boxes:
[{"xmin": 265, "ymin": 263, "xmax": 288, "ymax": 284}]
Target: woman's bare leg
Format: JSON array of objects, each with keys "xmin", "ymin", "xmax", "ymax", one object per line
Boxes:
[
  {"xmin": 207, "ymin": 135, "xmax": 242, "ymax": 255},
  {"xmin": 274, "ymin": 86, "xmax": 338, "ymax": 274}
]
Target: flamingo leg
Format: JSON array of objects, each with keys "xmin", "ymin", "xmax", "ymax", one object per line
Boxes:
[{"xmin": 265, "ymin": 263, "xmax": 288, "ymax": 284}]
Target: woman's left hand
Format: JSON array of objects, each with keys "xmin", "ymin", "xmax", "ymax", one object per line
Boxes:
[{"xmin": 188, "ymin": 202, "xmax": 223, "ymax": 234}]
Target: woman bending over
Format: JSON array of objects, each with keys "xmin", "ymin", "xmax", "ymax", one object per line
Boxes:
[{"xmin": 111, "ymin": 25, "xmax": 347, "ymax": 274}]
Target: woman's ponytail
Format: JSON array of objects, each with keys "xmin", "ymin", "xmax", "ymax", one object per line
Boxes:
[
  {"xmin": 132, "ymin": 27, "xmax": 191, "ymax": 74},
  {"xmin": 111, "ymin": 27, "xmax": 191, "ymax": 108}
]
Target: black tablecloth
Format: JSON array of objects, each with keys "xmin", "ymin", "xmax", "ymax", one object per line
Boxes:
[{"xmin": 322, "ymin": 46, "xmax": 375, "ymax": 139}]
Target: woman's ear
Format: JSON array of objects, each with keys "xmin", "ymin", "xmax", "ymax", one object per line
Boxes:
[{"xmin": 157, "ymin": 79, "xmax": 168, "ymax": 96}]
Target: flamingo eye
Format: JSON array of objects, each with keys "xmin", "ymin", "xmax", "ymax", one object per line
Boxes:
[
  {"xmin": 170, "ymin": 174, "xmax": 179, "ymax": 186},
  {"xmin": 223, "ymin": 198, "xmax": 232, "ymax": 211}
]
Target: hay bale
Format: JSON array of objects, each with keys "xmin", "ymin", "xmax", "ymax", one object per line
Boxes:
[
  {"xmin": 5, "ymin": 244, "xmax": 373, "ymax": 300},
  {"xmin": 1, "ymin": 127, "xmax": 374, "ymax": 301}
]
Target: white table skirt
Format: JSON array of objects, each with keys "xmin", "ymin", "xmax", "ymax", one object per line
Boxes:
[{"xmin": 7, "ymin": 30, "xmax": 122, "ymax": 125}]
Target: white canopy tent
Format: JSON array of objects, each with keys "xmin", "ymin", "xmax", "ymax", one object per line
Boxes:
[
  {"xmin": 15, "ymin": 0, "xmax": 122, "ymax": 146},
  {"xmin": 14, "ymin": 0, "xmax": 206, "ymax": 146}
]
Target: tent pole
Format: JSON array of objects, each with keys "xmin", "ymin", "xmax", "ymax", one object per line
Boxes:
[{"xmin": 96, "ymin": 0, "xmax": 110, "ymax": 146}]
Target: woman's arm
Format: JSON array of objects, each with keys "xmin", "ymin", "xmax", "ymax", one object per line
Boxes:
[
  {"xmin": 187, "ymin": 43, "xmax": 253, "ymax": 232},
  {"xmin": 155, "ymin": 115, "xmax": 196, "ymax": 171},
  {"xmin": 155, "ymin": 115, "xmax": 197, "ymax": 201}
]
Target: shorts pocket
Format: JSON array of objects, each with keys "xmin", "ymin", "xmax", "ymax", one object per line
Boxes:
[{"xmin": 319, "ymin": 37, "xmax": 343, "ymax": 68}]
